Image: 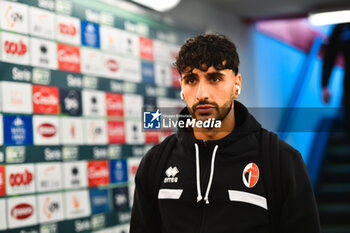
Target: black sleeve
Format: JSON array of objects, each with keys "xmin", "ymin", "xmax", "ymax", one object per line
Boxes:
[
  {"xmin": 130, "ymin": 145, "xmax": 162, "ymax": 233},
  {"xmin": 322, "ymin": 24, "xmax": 343, "ymax": 88},
  {"xmin": 279, "ymin": 145, "xmax": 321, "ymax": 233}
]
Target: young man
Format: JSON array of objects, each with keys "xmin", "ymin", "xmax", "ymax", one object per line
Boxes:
[{"xmin": 130, "ymin": 34, "xmax": 321, "ymax": 233}]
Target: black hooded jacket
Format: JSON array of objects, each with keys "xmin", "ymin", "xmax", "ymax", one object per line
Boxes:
[{"xmin": 130, "ymin": 100, "xmax": 321, "ymax": 233}]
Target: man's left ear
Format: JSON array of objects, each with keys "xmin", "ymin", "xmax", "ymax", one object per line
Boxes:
[{"xmin": 234, "ymin": 73, "xmax": 242, "ymax": 97}]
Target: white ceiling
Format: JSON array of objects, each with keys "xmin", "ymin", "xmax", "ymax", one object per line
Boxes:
[{"xmin": 198, "ymin": 0, "xmax": 350, "ymax": 20}]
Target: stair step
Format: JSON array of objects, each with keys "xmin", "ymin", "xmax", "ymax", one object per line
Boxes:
[
  {"xmin": 316, "ymin": 191, "xmax": 350, "ymax": 203},
  {"xmin": 318, "ymin": 164, "xmax": 350, "ymax": 183},
  {"xmin": 318, "ymin": 183, "xmax": 350, "ymax": 193},
  {"xmin": 325, "ymin": 145, "xmax": 350, "ymax": 157}
]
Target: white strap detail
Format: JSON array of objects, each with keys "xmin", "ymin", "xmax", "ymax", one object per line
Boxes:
[
  {"xmin": 228, "ymin": 190, "xmax": 268, "ymax": 210},
  {"xmin": 204, "ymin": 145, "xmax": 219, "ymax": 204},
  {"xmin": 158, "ymin": 189, "xmax": 183, "ymax": 199},
  {"xmin": 194, "ymin": 143, "xmax": 203, "ymax": 202}
]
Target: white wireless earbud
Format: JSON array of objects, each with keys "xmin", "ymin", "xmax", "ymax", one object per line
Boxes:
[
  {"xmin": 235, "ymin": 85, "xmax": 241, "ymax": 95},
  {"xmin": 180, "ymin": 90, "xmax": 184, "ymax": 100}
]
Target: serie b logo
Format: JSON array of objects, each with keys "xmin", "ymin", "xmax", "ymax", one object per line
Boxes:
[{"xmin": 242, "ymin": 163, "xmax": 259, "ymax": 188}]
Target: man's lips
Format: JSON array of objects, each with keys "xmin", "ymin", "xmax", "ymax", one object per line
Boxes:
[{"xmin": 195, "ymin": 105, "xmax": 215, "ymax": 114}]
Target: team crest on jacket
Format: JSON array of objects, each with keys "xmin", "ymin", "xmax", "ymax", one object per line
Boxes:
[
  {"xmin": 242, "ymin": 163, "xmax": 259, "ymax": 188},
  {"xmin": 164, "ymin": 166, "xmax": 179, "ymax": 183}
]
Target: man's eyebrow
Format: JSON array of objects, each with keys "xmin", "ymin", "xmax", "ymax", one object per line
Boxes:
[
  {"xmin": 205, "ymin": 72, "xmax": 224, "ymax": 78},
  {"xmin": 182, "ymin": 73, "xmax": 198, "ymax": 79}
]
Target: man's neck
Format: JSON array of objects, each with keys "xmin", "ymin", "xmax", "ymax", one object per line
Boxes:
[{"xmin": 192, "ymin": 106, "xmax": 235, "ymax": 141}]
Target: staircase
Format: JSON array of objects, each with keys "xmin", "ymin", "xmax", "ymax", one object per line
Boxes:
[{"xmin": 316, "ymin": 117, "xmax": 350, "ymax": 233}]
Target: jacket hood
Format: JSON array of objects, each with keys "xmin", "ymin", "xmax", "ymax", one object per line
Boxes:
[{"xmin": 176, "ymin": 100, "xmax": 262, "ymax": 148}]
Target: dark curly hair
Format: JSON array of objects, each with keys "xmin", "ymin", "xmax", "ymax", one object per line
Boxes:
[{"xmin": 174, "ymin": 34, "xmax": 240, "ymax": 75}]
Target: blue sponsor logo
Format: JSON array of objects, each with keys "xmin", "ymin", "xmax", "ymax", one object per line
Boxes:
[
  {"xmin": 4, "ymin": 115, "xmax": 33, "ymax": 145},
  {"xmin": 81, "ymin": 20, "xmax": 100, "ymax": 48},
  {"xmin": 89, "ymin": 188, "xmax": 110, "ymax": 214},
  {"xmin": 112, "ymin": 187, "xmax": 129, "ymax": 211},
  {"xmin": 143, "ymin": 109, "xmax": 161, "ymax": 129},
  {"xmin": 110, "ymin": 159, "xmax": 128, "ymax": 183},
  {"xmin": 141, "ymin": 61, "xmax": 155, "ymax": 84}
]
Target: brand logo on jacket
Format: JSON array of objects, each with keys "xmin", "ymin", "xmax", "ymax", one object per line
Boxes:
[
  {"xmin": 164, "ymin": 166, "xmax": 179, "ymax": 183},
  {"xmin": 242, "ymin": 163, "xmax": 259, "ymax": 188}
]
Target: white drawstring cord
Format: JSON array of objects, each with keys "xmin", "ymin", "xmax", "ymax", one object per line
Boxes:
[
  {"xmin": 204, "ymin": 145, "xmax": 218, "ymax": 204},
  {"xmin": 194, "ymin": 143, "xmax": 219, "ymax": 204},
  {"xmin": 194, "ymin": 143, "xmax": 203, "ymax": 202}
]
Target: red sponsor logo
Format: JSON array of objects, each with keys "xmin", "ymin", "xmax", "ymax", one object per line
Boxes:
[
  {"xmin": 106, "ymin": 93, "xmax": 123, "ymax": 116},
  {"xmin": 106, "ymin": 59, "xmax": 119, "ymax": 72},
  {"xmin": 145, "ymin": 129, "xmax": 159, "ymax": 144},
  {"xmin": 58, "ymin": 23, "xmax": 77, "ymax": 36},
  {"xmin": 0, "ymin": 166, "xmax": 5, "ymax": 196},
  {"xmin": 107, "ymin": 121, "xmax": 125, "ymax": 143},
  {"xmin": 171, "ymin": 67, "xmax": 181, "ymax": 88},
  {"xmin": 9, "ymin": 169, "xmax": 33, "ymax": 187},
  {"xmin": 4, "ymin": 40, "xmax": 27, "ymax": 56},
  {"xmin": 87, "ymin": 160, "xmax": 110, "ymax": 187},
  {"xmin": 139, "ymin": 37, "xmax": 154, "ymax": 60},
  {"xmin": 11, "ymin": 203, "xmax": 34, "ymax": 220},
  {"xmin": 33, "ymin": 85, "xmax": 59, "ymax": 114},
  {"xmin": 130, "ymin": 164, "xmax": 139, "ymax": 177},
  {"xmin": 37, "ymin": 123, "xmax": 57, "ymax": 138},
  {"xmin": 57, "ymin": 44, "xmax": 80, "ymax": 72},
  {"xmin": 5, "ymin": 5, "xmax": 23, "ymax": 28}
]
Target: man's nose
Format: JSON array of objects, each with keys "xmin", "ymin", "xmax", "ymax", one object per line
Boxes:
[{"xmin": 196, "ymin": 81, "xmax": 210, "ymax": 101}]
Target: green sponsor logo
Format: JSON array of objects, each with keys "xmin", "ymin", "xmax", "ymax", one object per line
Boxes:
[
  {"xmin": 33, "ymin": 68, "xmax": 51, "ymax": 85},
  {"xmin": 40, "ymin": 223, "xmax": 58, "ymax": 233},
  {"xmin": 93, "ymin": 147, "xmax": 108, "ymax": 159},
  {"xmin": 6, "ymin": 146, "xmax": 26, "ymax": 163},
  {"xmin": 56, "ymin": 0, "xmax": 72, "ymax": 15},
  {"xmin": 12, "ymin": 66, "xmax": 31, "ymax": 82},
  {"xmin": 123, "ymin": 82, "xmax": 137, "ymax": 93},
  {"xmin": 108, "ymin": 145, "xmax": 122, "ymax": 159},
  {"xmin": 91, "ymin": 214, "xmax": 106, "ymax": 230},
  {"xmin": 83, "ymin": 76, "xmax": 98, "ymax": 89},
  {"xmin": 63, "ymin": 146, "xmax": 79, "ymax": 160},
  {"xmin": 44, "ymin": 148, "xmax": 62, "ymax": 161}
]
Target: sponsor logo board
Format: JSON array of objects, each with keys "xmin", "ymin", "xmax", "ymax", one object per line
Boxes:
[
  {"xmin": 37, "ymin": 192, "xmax": 64, "ymax": 223},
  {"xmin": 127, "ymin": 157, "xmax": 141, "ymax": 183},
  {"xmin": 35, "ymin": 162, "xmax": 62, "ymax": 192},
  {"xmin": 125, "ymin": 120, "xmax": 144, "ymax": 144},
  {"xmin": 57, "ymin": 43, "xmax": 80, "ymax": 73},
  {"xmin": 100, "ymin": 25, "xmax": 123, "ymax": 54},
  {"xmin": 107, "ymin": 121, "xmax": 125, "ymax": 144},
  {"xmin": 60, "ymin": 89, "xmax": 82, "ymax": 116},
  {"xmin": 141, "ymin": 60, "xmax": 155, "ymax": 84},
  {"xmin": 80, "ymin": 47, "xmax": 103, "ymax": 75},
  {"xmin": 64, "ymin": 190, "xmax": 91, "ymax": 219},
  {"xmin": 84, "ymin": 119, "xmax": 108, "ymax": 145},
  {"xmin": 81, "ymin": 20, "xmax": 100, "ymax": 48},
  {"xmin": 139, "ymin": 37, "xmax": 153, "ymax": 60},
  {"xmin": 123, "ymin": 94, "xmax": 143, "ymax": 118},
  {"xmin": 29, "ymin": 6, "xmax": 55, "ymax": 39},
  {"xmin": 30, "ymin": 38, "xmax": 57, "ymax": 69},
  {"xmin": 1, "ymin": 31, "xmax": 29, "ymax": 65},
  {"xmin": 87, "ymin": 160, "xmax": 110, "ymax": 187},
  {"xmin": 82, "ymin": 90, "xmax": 106, "ymax": 117},
  {"xmin": 60, "ymin": 117, "xmax": 84, "ymax": 144},
  {"xmin": 102, "ymin": 53, "xmax": 123, "ymax": 79},
  {"xmin": 56, "ymin": 14, "xmax": 81, "ymax": 45},
  {"xmin": 112, "ymin": 187, "xmax": 129, "ymax": 211},
  {"xmin": 111, "ymin": 224, "xmax": 130, "ymax": 233},
  {"xmin": 155, "ymin": 63, "xmax": 172, "ymax": 87},
  {"xmin": 32, "ymin": 85, "xmax": 59, "ymax": 114},
  {"xmin": 110, "ymin": 159, "xmax": 128, "ymax": 184},
  {"xmin": 106, "ymin": 93, "xmax": 123, "ymax": 116},
  {"xmin": 1, "ymin": 81, "xmax": 32, "ymax": 114},
  {"xmin": 89, "ymin": 188, "xmax": 110, "ymax": 214},
  {"xmin": 0, "ymin": 198, "xmax": 7, "ymax": 230},
  {"xmin": 7, "ymin": 195, "xmax": 38, "ymax": 229},
  {"xmin": 6, "ymin": 164, "xmax": 35, "ymax": 195},
  {"xmin": 120, "ymin": 57, "xmax": 141, "ymax": 83},
  {"xmin": 121, "ymin": 31, "xmax": 140, "ymax": 57},
  {"xmin": 63, "ymin": 161, "xmax": 88, "ymax": 189},
  {"xmin": 0, "ymin": 165, "xmax": 6, "ymax": 196},
  {"xmin": 0, "ymin": 1, "xmax": 28, "ymax": 34},
  {"xmin": 4, "ymin": 115, "xmax": 33, "ymax": 145},
  {"xmin": 0, "ymin": 114, "xmax": 3, "ymax": 145},
  {"xmin": 33, "ymin": 115, "xmax": 60, "ymax": 145}
]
